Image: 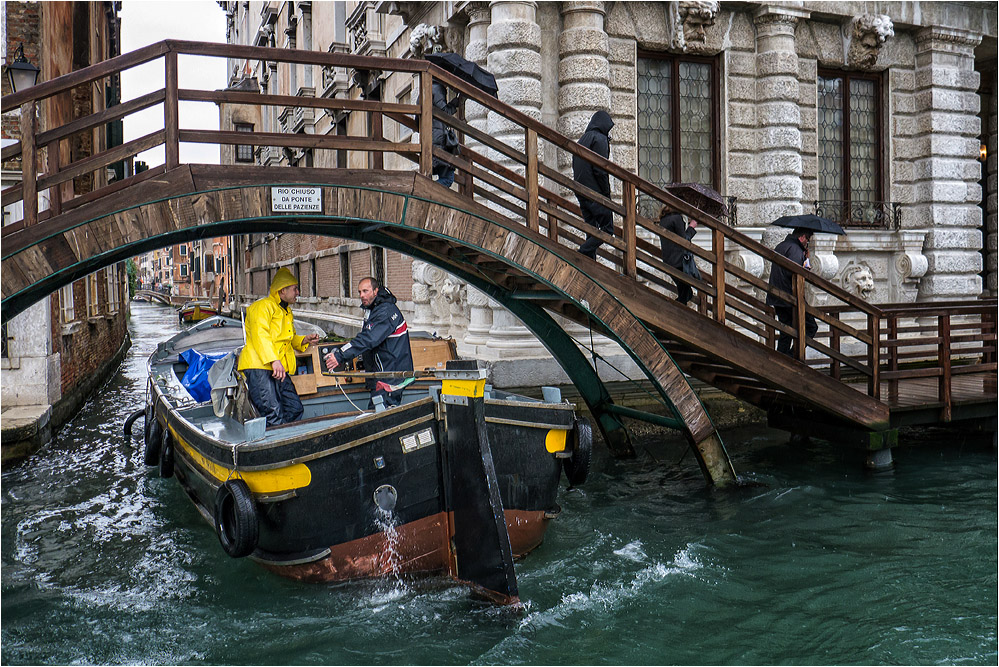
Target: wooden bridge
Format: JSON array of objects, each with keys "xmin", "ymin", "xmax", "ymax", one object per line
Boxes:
[{"xmin": 2, "ymin": 41, "xmax": 995, "ymax": 484}]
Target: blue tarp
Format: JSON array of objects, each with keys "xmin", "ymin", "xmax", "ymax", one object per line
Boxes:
[{"xmin": 180, "ymin": 349, "xmax": 229, "ymax": 403}]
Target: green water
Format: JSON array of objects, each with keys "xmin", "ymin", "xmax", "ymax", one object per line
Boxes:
[{"xmin": 2, "ymin": 303, "xmax": 996, "ymax": 665}]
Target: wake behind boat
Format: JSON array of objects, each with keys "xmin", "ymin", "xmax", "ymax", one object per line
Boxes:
[{"xmin": 130, "ymin": 316, "xmax": 591, "ymax": 602}]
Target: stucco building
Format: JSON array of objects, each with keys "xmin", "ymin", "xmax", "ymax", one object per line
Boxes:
[{"xmin": 217, "ymin": 1, "xmax": 997, "ymax": 382}]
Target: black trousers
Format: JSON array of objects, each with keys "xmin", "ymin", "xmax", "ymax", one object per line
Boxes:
[
  {"xmin": 673, "ymin": 276, "xmax": 693, "ymax": 305},
  {"xmin": 244, "ymin": 368, "xmax": 304, "ymax": 426},
  {"xmin": 773, "ymin": 304, "xmax": 818, "ymax": 357},
  {"xmin": 576, "ymin": 197, "xmax": 614, "ymax": 259}
]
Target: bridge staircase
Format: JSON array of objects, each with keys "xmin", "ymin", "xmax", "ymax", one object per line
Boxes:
[{"xmin": 2, "ymin": 41, "xmax": 995, "ymax": 485}]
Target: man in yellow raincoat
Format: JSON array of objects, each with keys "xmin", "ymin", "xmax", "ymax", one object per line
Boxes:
[{"xmin": 238, "ymin": 267, "xmax": 319, "ymax": 426}]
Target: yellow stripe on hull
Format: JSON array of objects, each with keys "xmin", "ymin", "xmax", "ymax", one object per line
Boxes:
[{"xmin": 169, "ymin": 425, "xmax": 311, "ymax": 494}]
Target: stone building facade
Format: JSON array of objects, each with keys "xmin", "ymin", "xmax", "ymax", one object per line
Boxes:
[
  {"xmin": 218, "ymin": 1, "xmax": 997, "ymax": 382},
  {"xmin": 1, "ymin": 1, "xmax": 130, "ymax": 457}
]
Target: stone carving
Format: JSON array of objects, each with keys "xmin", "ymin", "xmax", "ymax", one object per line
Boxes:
[
  {"xmin": 441, "ymin": 278, "xmax": 468, "ymax": 332},
  {"xmin": 409, "ymin": 23, "xmax": 448, "ymax": 58},
  {"xmin": 666, "ymin": 1, "xmax": 720, "ymax": 52},
  {"xmin": 847, "ymin": 14, "xmax": 895, "ymax": 70},
  {"xmin": 842, "ymin": 262, "xmax": 876, "ymax": 300}
]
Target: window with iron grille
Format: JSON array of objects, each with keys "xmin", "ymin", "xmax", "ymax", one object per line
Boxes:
[
  {"xmin": 235, "ymin": 123, "xmax": 254, "ymax": 162},
  {"xmin": 371, "ymin": 247, "xmax": 385, "ymax": 288},
  {"xmin": 1, "ymin": 322, "xmax": 9, "ymax": 359},
  {"xmin": 817, "ymin": 70, "xmax": 884, "ymax": 226},
  {"xmin": 637, "ymin": 52, "xmax": 718, "ymax": 217}
]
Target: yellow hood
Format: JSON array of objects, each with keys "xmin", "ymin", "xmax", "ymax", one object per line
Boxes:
[{"xmin": 270, "ymin": 267, "xmax": 299, "ymax": 297}]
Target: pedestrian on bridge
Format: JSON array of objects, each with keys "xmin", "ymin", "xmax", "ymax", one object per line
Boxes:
[
  {"xmin": 432, "ymin": 81, "xmax": 463, "ymax": 189},
  {"xmin": 237, "ymin": 268, "xmax": 319, "ymax": 426},
  {"xmin": 572, "ymin": 110, "xmax": 615, "ymax": 260},
  {"xmin": 767, "ymin": 228, "xmax": 818, "ymax": 358},
  {"xmin": 659, "ymin": 204, "xmax": 698, "ymax": 305}
]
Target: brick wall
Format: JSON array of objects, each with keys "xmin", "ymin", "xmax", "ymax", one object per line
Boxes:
[
  {"xmin": 315, "ymin": 255, "xmax": 340, "ymax": 298},
  {"xmin": 386, "ymin": 253, "xmax": 413, "ymax": 300},
  {"xmin": 1, "ymin": 2, "xmax": 41, "ymax": 164},
  {"xmin": 55, "ymin": 266, "xmax": 129, "ymax": 395}
]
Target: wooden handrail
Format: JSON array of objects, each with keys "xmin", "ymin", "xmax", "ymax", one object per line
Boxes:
[{"xmin": 7, "ymin": 39, "xmax": 996, "ymax": 408}]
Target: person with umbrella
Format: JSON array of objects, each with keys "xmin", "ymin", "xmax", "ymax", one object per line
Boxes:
[
  {"xmin": 572, "ymin": 110, "xmax": 615, "ymax": 259},
  {"xmin": 767, "ymin": 226, "xmax": 818, "ymax": 357},
  {"xmin": 658, "ymin": 203, "xmax": 698, "ymax": 305},
  {"xmin": 425, "ymin": 53, "xmax": 499, "ymax": 189}
]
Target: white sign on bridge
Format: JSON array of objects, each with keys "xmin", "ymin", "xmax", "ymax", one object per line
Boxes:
[{"xmin": 271, "ymin": 186, "xmax": 322, "ymax": 213}]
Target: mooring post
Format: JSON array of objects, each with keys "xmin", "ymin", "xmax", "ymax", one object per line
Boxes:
[{"xmin": 439, "ymin": 360, "xmax": 519, "ymax": 604}]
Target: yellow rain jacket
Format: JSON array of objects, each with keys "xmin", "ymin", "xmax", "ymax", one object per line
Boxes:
[{"xmin": 237, "ymin": 268, "xmax": 308, "ymax": 373}]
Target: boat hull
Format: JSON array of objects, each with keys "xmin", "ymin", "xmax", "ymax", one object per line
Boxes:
[{"xmin": 161, "ymin": 395, "xmax": 568, "ymax": 583}]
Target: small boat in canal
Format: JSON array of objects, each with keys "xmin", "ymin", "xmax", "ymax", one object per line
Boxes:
[
  {"xmin": 132, "ymin": 315, "xmax": 591, "ymax": 602},
  {"xmin": 177, "ymin": 300, "xmax": 219, "ymax": 323}
]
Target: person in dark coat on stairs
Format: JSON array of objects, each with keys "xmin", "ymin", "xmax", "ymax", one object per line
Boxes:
[
  {"xmin": 572, "ymin": 110, "xmax": 615, "ymax": 259},
  {"xmin": 659, "ymin": 204, "xmax": 698, "ymax": 305},
  {"xmin": 767, "ymin": 227, "xmax": 818, "ymax": 358},
  {"xmin": 432, "ymin": 81, "xmax": 463, "ymax": 188},
  {"xmin": 325, "ymin": 277, "xmax": 414, "ymax": 409}
]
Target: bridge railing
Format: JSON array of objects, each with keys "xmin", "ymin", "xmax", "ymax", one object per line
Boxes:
[{"xmin": 3, "ymin": 39, "xmax": 993, "ymax": 404}]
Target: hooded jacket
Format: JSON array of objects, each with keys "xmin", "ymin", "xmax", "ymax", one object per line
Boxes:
[
  {"xmin": 237, "ymin": 267, "xmax": 309, "ymax": 373},
  {"xmin": 572, "ymin": 110, "xmax": 614, "ymax": 199},
  {"xmin": 332, "ymin": 286, "xmax": 414, "ymax": 376},
  {"xmin": 766, "ymin": 233, "xmax": 809, "ymax": 307}
]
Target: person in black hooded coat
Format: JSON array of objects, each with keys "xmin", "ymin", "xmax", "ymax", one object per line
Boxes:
[
  {"xmin": 572, "ymin": 110, "xmax": 615, "ymax": 259},
  {"xmin": 431, "ymin": 81, "xmax": 462, "ymax": 188},
  {"xmin": 766, "ymin": 228, "xmax": 818, "ymax": 357},
  {"xmin": 325, "ymin": 277, "xmax": 414, "ymax": 408}
]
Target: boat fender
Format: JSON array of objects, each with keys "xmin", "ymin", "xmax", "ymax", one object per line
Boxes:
[
  {"xmin": 159, "ymin": 429, "xmax": 175, "ymax": 478},
  {"xmin": 123, "ymin": 408, "xmax": 145, "ymax": 438},
  {"xmin": 214, "ymin": 479, "xmax": 259, "ymax": 558},
  {"xmin": 144, "ymin": 410, "xmax": 163, "ymax": 467},
  {"xmin": 562, "ymin": 416, "xmax": 592, "ymax": 487}
]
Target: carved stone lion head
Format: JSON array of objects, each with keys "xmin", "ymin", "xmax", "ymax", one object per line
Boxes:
[{"xmin": 844, "ymin": 264, "xmax": 876, "ymax": 300}]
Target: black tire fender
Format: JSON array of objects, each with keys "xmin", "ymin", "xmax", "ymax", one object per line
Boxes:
[
  {"xmin": 562, "ymin": 416, "xmax": 592, "ymax": 487},
  {"xmin": 158, "ymin": 428, "xmax": 175, "ymax": 478},
  {"xmin": 214, "ymin": 479, "xmax": 258, "ymax": 558},
  {"xmin": 123, "ymin": 408, "xmax": 144, "ymax": 438},
  {"xmin": 144, "ymin": 412, "xmax": 163, "ymax": 467}
]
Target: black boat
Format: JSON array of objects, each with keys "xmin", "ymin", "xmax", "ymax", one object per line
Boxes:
[{"xmin": 134, "ymin": 316, "xmax": 591, "ymax": 602}]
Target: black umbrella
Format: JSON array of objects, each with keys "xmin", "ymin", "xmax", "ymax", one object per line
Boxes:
[
  {"xmin": 771, "ymin": 213, "xmax": 846, "ymax": 235},
  {"xmin": 426, "ymin": 53, "xmax": 499, "ymax": 97},
  {"xmin": 665, "ymin": 182, "xmax": 728, "ymax": 217}
]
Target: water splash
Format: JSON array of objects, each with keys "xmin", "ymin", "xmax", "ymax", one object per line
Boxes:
[{"xmin": 372, "ymin": 507, "xmax": 406, "ymax": 592}]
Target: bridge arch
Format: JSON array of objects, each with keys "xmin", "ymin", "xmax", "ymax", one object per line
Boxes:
[{"xmin": 1, "ymin": 168, "xmax": 736, "ymax": 484}]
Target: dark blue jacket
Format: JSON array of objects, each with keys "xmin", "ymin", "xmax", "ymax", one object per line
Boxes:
[
  {"xmin": 767, "ymin": 233, "xmax": 808, "ymax": 307},
  {"xmin": 332, "ymin": 287, "xmax": 414, "ymax": 377}
]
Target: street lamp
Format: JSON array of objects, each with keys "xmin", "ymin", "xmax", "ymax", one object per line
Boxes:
[{"xmin": 5, "ymin": 43, "xmax": 41, "ymax": 93}]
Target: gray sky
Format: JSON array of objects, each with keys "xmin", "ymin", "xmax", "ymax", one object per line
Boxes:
[{"xmin": 120, "ymin": 0, "xmax": 227, "ymax": 166}]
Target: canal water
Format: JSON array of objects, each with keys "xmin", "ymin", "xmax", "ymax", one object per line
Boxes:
[{"xmin": 2, "ymin": 303, "xmax": 996, "ymax": 665}]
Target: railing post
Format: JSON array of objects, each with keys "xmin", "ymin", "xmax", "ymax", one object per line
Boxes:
[
  {"xmin": 623, "ymin": 181, "xmax": 637, "ymax": 278},
  {"xmin": 830, "ymin": 312, "xmax": 841, "ymax": 380},
  {"xmin": 419, "ymin": 70, "xmax": 433, "ymax": 178},
  {"xmin": 712, "ymin": 227, "xmax": 726, "ymax": 324},
  {"xmin": 526, "ymin": 128, "xmax": 539, "ymax": 233},
  {"xmin": 164, "ymin": 50, "xmax": 179, "ymax": 169},
  {"xmin": 867, "ymin": 312, "xmax": 881, "ymax": 399},
  {"xmin": 888, "ymin": 313, "xmax": 899, "ymax": 402},
  {"xmin": 371, "ymin": 106, "xmax": 384, "ymax": 170},
  {"xmin": 19, "ymin": 101, "xmax": 37, "ymax": 226},
  {"xmin": 939, "ymin": 313, "xmax": 952, "ymax": 422},
  {"xmin": 794, "ymin": 272, "xmax": 807, "ymax": 362}
]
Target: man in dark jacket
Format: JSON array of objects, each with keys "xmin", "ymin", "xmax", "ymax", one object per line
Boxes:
[
  {"xmin": 324, "ymin": 277, "xmax": 414, "ymax": 408},
  {"xmin": 659, "ymin": 205, "xmax": 698, "ymax": 304},
  {"xmin": 767, "ymin": 228, "xmax": 818, "ymax": 357},
  {"xmin": 432, "ymin": 81, "xmax": 462, "ymax": 188},
  {"xmin": 572, "ymin": 110, "xmax": 615, "ymax": 259}
]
